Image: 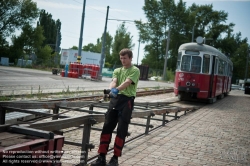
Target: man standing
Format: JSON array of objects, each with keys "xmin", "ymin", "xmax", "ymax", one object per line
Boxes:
[{"xmin": 91, "ymin": 48, "xmax": 140, "ymax": 166}]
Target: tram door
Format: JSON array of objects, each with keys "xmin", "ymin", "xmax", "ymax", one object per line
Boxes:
[{"xmin": 209, "ymin": 56, "xmax": 217, "ymax": 98}]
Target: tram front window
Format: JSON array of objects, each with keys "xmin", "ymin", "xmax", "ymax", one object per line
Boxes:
[{"xmin": 181, "ymin": 55, "xmax": 201, "ymax": 73}]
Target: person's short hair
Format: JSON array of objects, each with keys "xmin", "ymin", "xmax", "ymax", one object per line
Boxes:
[{"xmin": 119, "ymin": 48, "xmax": 133, "ymax": 58}]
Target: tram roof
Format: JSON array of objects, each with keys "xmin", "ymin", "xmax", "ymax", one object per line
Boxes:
[{"xmin": 179, "ymin": 43, "xmax": 233, "ymax": 65}]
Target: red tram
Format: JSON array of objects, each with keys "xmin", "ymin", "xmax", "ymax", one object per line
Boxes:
[{"xmin": 174, "ymin": 37, "xmax": 233, "ymax": 103}]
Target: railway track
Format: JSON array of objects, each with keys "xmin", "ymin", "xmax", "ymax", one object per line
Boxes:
[
  {"xmin": 0, "ymin": 88, "xmax": 205, "ymax": 166},
  {"xmin": 32, "ymin": 88, "xmax": 174, "ymax": 102}
]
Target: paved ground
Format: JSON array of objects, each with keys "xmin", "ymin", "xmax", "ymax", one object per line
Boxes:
[
  {"xmin": 0, "ymin": 66, "xmax": 173, "ymax": 95},
  {"xmin": 113, "ymin": 90, "xmax": 249, "ymax": 166},
  {"xmin": 59, "ymin": 90, "xmax": 250, "ymax": 166}
]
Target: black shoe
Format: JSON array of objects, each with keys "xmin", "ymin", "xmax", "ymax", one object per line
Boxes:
[
  {"xmin": 91, "ymin": 155, "xmax": 106, "ymax": 166},
  {"xmin": 106, "ymin": 156, "xmax": 119, "ymax": 166}
]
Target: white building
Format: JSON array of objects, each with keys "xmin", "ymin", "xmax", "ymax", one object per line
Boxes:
[{"xmin": 60, "ymin": 49, "xmax": 102, "ymax": 66}]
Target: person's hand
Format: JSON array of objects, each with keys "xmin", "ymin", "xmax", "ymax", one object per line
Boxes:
[{"xmin": 109, "ymin": 88, "xmax": 119, "ymax": 98}]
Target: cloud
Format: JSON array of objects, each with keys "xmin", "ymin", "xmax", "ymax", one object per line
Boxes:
[
  {"xmin": 33, "ymin": 0, "xmax": 82, "ymax": 10},
  {"xmin": 33, "ymin": 0, "xmax": 129, "ymax": 12}
]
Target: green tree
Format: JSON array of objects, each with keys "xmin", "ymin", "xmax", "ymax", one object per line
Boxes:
[
  {"xmin": 231, "ymin": 43, "xmax": 249, "ymax": 80},
  {"xmin": 83, "ymin": 43, "xmax": 99, "ymax": 52},
  {"xmin": 10, "ymin": 24, "xmax": 45, "ymax": 62},
  {"xmin": 96, "ymin": 32, "xmax": 113, "ymax": 65},
  {"xmin": 136, "ymin": 0, "xmax": 166, "ymax": 69},
  {"xmin": 110, "ymin": 23, "xmax": 134, "ymax": 67},
  {"xmin": 36, "ymin": 45, "xmax": 53, "ymax": 65},
  {"xmin": 82, "ymin": 32, "xmax": 113, "ymax": 67},
  {"xmin": 70, "ymin": 46, "xmax": 78, "ymax": 50},
  {"xmin": 0, "ymin": 0, "xmax": 39, "ymax": 62},
  {"xmin": 219, "ymin": 32, "xmax": 249, "ymax": 81},
  {"xmin": 137, "ymin": 0, "xmax": 234, "ymax": 71},
  {"xmin": 0, "ymin": 0, "xmax": 39, "ymax": 37},
  {"xmin": 189, "ymin": 4, "xmax": 234, "ymax": 44},
  {"xmin": 0, "ymin": 35, "xmax": 10, "ymax": 58},
  {"xmin": 37, "ymin": 9, "xmax": 62, "ymax": 52}
]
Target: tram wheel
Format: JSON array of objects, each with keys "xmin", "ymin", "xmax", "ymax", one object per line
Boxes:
[{"xmin": 208, "ymin": 97, "xmax": 216, "ymax": 104}]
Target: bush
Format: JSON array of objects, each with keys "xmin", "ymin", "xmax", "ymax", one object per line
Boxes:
[
  {"xmin": 164, "ymin": 68, "xmax": 175, "ymax": 81},
  {"xmin": 25, "ymin": 64, "xmax": 33, "ymax": 68}
]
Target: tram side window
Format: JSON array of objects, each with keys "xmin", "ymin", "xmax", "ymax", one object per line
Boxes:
[
  {"xmin": 176, "ymin": 52, "xmax": 182, "ymax": 70},
  {"xmin": 202, "ymin": 54, "xmax": 210, "ymax": 74},
  {"xmin": 181, "ymin": 55, "xmax": 191, "ymax": 71},
  {"xmin": 224, "ymin": 62, "xmax": 228, "ymax": 76},
  {"xmin": 228, "ymin": 65, "xmax": 232, "ymax": 76},
  {"xmin": 190, "ymin": 56, "xmax": 201, "ymax": 73},
  {"xmin": 218, "ymin": 59, "xmax": 225, "ymax": 75},
  {"xmin": 214, "ymin": 58, "xmax": 218, "ymax": 74}
]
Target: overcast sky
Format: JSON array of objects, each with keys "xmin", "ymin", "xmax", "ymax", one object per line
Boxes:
[{"xmin": 32, "ymin": 0, "xmax": 250, "ymax": 64}]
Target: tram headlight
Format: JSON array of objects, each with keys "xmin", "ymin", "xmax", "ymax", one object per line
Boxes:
[
  {"xmin": 192, "ymin": 83, "xmax": 195, "ymax": 86},
  {"xmin": 186, "ymin": 82, "xmax": 191, "ymax": 86}
]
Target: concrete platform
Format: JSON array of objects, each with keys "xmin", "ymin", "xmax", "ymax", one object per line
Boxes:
[{"xmin": 104, "ymin": 90, "xmax": 250, "ymax": 166}]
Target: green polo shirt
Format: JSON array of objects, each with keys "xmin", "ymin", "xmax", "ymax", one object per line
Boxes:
[{"xmin": 113, "ymin": 65, "xmax": 140, "ymax": 97}]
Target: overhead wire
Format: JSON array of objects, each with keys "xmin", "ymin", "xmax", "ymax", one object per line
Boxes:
[
  {"xmin": 63, "ymin": 34, "xmax": 98, "ymax": 40},
  {"xmin": 70, "ymin": 0, "xmax": 123, "ymax": 20}
]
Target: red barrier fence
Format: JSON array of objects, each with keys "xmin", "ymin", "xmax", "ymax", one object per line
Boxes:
[{"xmin": 61, "ymin": 63, "xmax": 100, "ymax": 79}]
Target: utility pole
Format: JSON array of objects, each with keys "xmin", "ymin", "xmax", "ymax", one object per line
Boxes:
[
  {"xmin": 163, "ymin": 28, "xmax": 171, "ymax": 81},
  {"xmin": 245, "ymin": 48, "xmax": 250, "ymax": 81},
  {"xmin": 77, "ymin": 0, "xmax": 86, "ymax": 63},
  {"xmin": 99, "ymin": 6, "xmax": 110, "ymax": 80},
  {"xmin": 137, "ymin": 36, "xmax": 140, "ymax": 66},
  {"xmin": 55, "ymin": 27, "xmax": 59, "ymax": 65},
  {"xmin": 108, "ymin": 19, "xmax": 141, "ymax": 66},
  {"xmin": 192, "ymin": 25, "xmax": 195, "ymax": 42}
]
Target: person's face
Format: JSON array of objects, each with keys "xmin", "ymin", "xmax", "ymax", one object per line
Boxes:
[{"xmin": 120, "ymin": 54, "xmax": 132, "ymax": 67}]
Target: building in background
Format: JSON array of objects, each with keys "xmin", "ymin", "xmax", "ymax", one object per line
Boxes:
[
  {"xmin": 60, "ymin": 49, "xmax": 102, "ymax": 66},
  {"xmin": 0, "ymin": 57, "xmax": 9, "ymax": 66}
]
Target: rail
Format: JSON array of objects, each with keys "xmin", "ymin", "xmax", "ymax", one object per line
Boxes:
[
  {"xmin": 0, "ymin": 88, "xmax": 173, "ymax": 101},
  {"xmin": 0, "ymin": 98, "xmax": 201, "ymax": 166}
]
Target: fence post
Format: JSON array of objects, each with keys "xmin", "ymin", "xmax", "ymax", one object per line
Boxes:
[
  {"xmin": 145, "ymin": 113, "xmax": 154, "ymax": 134},
  {"xmin": 162, "ymin": 113, "xmax": 166, "ymax": 126},
  {"xmin": 175, "ymin": 112, "xmax": 178, "ymax": 120},
  {"xmin": 52, "ymin": 106, "xmax": 59, "ymax": 120},
  {"xmin": 89, "ymin": 104, "xmax": 94, "ymax": 114},
  {"xmin": 80, "ymin": 117, "xmax": 96, "ymax": 166},
  {"xmin": 145, "ymin": 115, "xmax": 151, "ymax": 135}
]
